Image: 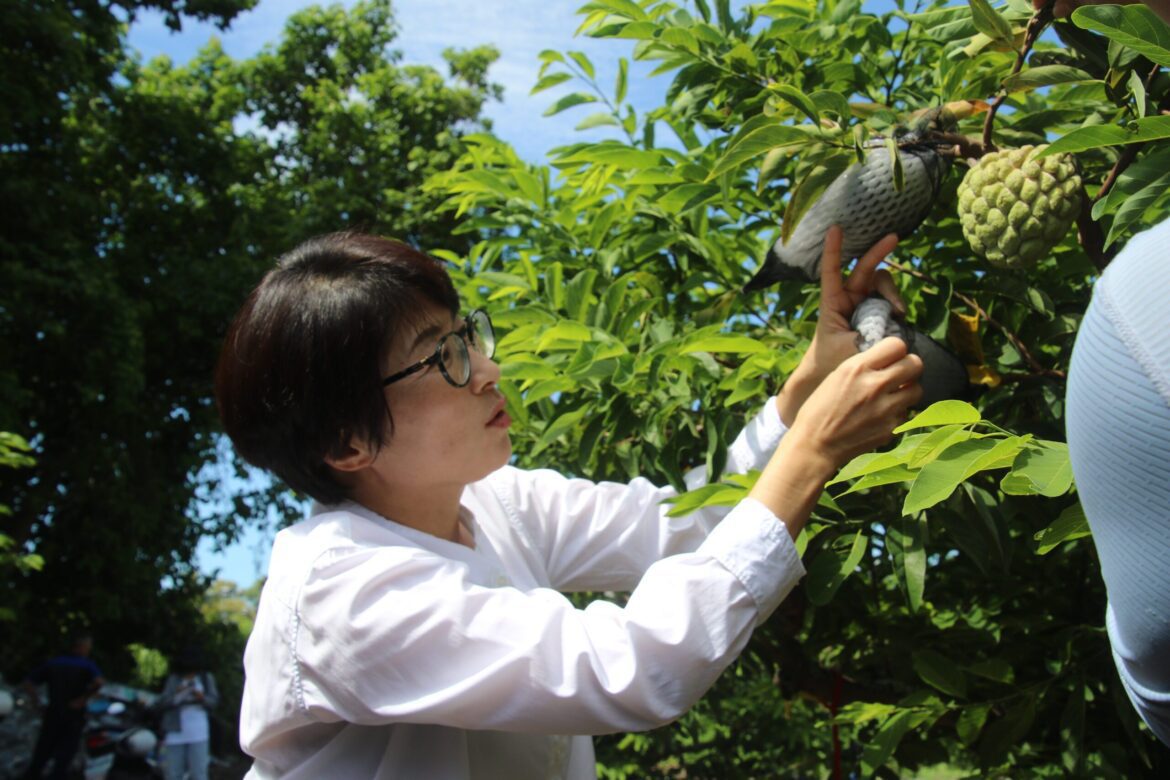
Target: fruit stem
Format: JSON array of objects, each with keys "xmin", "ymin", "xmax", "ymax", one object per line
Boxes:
[
  {"xmin": 981, "ymin": 1, "xmax": 1055, "ymax": 150},
  {"xmin": 930, "ymin": 132, "xmax": 992, "ymax": 159}
]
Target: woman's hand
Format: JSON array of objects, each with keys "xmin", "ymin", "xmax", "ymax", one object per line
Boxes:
[
  {"xmin": 791, "ymin": 337, "xmax": 923, "ymax": 467},
  {"xmin": 777, "ymin": 226, "xmax": 906, "ymax": 426},
  {"xmin": 752, "ymin": 337, "xmax": 923, "ymax": 538}
]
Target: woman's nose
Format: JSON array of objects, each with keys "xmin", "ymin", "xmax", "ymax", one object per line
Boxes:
[{"xmin": 468, "ymin": 346, "xmax": 501, "ymax": 391}]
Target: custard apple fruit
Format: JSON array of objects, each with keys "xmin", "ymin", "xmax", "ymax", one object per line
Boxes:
[{"xmin": 957, "ymin": 145, "xmax": 1081, "ymax": 269}]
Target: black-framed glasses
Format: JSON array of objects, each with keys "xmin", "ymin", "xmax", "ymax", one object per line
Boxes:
[{"xmin": 381, "ymin": 310, "xmax": 495, "ymax": 389}]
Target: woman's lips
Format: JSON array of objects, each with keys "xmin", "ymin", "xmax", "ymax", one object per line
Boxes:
[{"xmin": 487, "ymin": 400, "xmax": 511, "ymax": 428}]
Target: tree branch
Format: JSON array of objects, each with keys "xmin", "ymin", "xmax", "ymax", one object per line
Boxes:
[
  {"xmin": 982, "ymin": 2, "xmax": 1055, "ymax": 149},
  {"xmin": 883, "ymin": 259, "xmax": 1066, "ymax": 381},
  {"xmin": 1075, "ymin": 190, "xmax": 1114, "ymax": 274}
]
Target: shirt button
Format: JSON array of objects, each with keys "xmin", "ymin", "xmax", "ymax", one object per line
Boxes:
[{"xmin": 494, "ymin": 573, "xmax": 509, "ymax": 587}]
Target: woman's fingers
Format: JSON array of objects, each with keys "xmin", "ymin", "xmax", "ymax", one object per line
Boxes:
[
  {"xmin": 871, "ymin": 269, "xmax": 907, "ymax": 317},
  {"xmin": 879, "ymin": 350, "xmax": 924, "ymax": 391},
  {"xmin": 842, "ymin": 232, "xmax": 898, "ymax": 297},
  {"xmin": 851, "ymin": 333, "xmax": 909, "ymax": 369},
  {"xmin": 819, "ymin": 225, "xmax": 845, "ymax": 300}
]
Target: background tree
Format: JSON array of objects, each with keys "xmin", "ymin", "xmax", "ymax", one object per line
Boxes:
[
  {"xmin": 426, "ymin": 0, "xmax": 1170, "ymax": 775},
  {"xmin": 0, "ymin": 0, "xmax": 499, "ymax": 731}
]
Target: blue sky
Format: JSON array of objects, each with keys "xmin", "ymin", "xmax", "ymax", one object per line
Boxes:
[
  {"xmin": 126, "ymin": 0, "xmax": 681, "ymax": 585},
  {"xmin": 127, "ymin": 0, "xmax": 671, "ymax": 165},
  {"xmin": 128, "ymin": 0, "xmax": 906, "ymax": 585}
]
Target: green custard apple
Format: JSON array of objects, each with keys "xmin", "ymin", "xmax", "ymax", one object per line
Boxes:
[{"xmin": 957, "ymin": 145, "xmax": 1081, "ymax": 269}]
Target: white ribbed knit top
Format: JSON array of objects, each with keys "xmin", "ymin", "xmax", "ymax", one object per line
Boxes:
[{"xmin": 1066, "ymin": 216, "xmax": 1170, "ymax": 746}]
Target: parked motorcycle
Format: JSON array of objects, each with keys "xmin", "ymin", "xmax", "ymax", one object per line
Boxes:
[{"xmin": 79, "ymin": 688, "xmax": 163, "ymax": 779}]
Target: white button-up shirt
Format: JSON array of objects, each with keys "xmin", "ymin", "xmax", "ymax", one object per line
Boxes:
[{"xmin": 240, "ymin": 400, "xmax": 804, "ymax": 778}]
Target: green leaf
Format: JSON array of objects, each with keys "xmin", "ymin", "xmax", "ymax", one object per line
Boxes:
[
  {"xmin": 913, "ymin": 648, "xmax": 968, "ymax": 698},
  {"xmin": 707, "ymin": 117, "xmax": 814, "ymax": 180},
  {"xmin": 567, "ymin": 50, "xmax": 596, "ymax": 79},
  {"xmin": 725, "ymin": 42, "xmax": 759, "ymax": 69},
  {"xmin": 555, "ymin": 142, "xmax": 664, "ymax": 169},
  {"xmin": 535, "ymin": 320, "xmax": 593, "ymax": 351},
  {"xmin": 664, "ymin": 483, "xmax": 746, "ymax": 516},
  {"xmin": 979, "ymin": 697, "xmax": 1036, "ymax": 766},
  {"xmin": 905, "ymin": 438, "xmax": 1006, "ymax": 515},
  {"xmin": 805, "ymin": 530, "xmax": 868, "ymax": 606},
  {"xmin": 681, "ymin": 334, "xmax": 768, "ymax": 354},
  {"xmin": 1095, "ymin": 146, "xmax": 1170, "ymax": 246},
  {"xmin": 966, "ymin": 658, "xmax": 1015, "ymax": 684},
  {"xmin": 908, "ymin": 425, "xmax": 973, "ymax": 469},
  {"xmin": 1038, "ymin": 115, "xmax": 1170, "ymax": 156},
  {"xmin": 894, "ymin": 400, "xmax": 981, "ymax": 433},
  {"xmin": 809, "ymin": 90, "xmax": 852, "ymax": 121},
  {"xmin": 565, "ymin": 269, "xmax": 599, "ymax": 321},
  {"xmin": 1002, "ymin": 441, "xmax": 1073, "ymax": 497},
  {"xmin": 1072, "ymin": 4, "xmax": 1170, "ymax": 67},
  {"xmin": 861, "ymin": 710, "xmax": 916, "ymax": 774},
  {"xmin": 968, "ymin": 0, "xmax": 1015, "ymax": 47},
  {"xmin": 543, "ymin": 92, "xmax": 599, "ymax": 117},
  {"xmin": 575, "ymin": 112, "xmax": 621, "ymax": 130},
  {"xmin": 830, "ymin": 434, "xmax": 930, "ymax": 484},
  {"xmin": 534, "ymin": 406, "xmax": 588, "ymax": 453},
  {"xmin": 838, "ymin": 701, "xmax": 898, "ymax": 726},
  {"xmin": 767, "ymin": 82, "xmax": 821, "ymax": 125},
  {"xmin": 780, "ymin": 152, "xmax": 853, "ymax": 243},
  {"xmin": 544, "ymin": 262, "xmax": 565, "ymax": 310},
  {"xmin": 1033, "ymin": 502, "xmax": 1090, "ymax": 555},
  {"xmin": 1001, "ymin": 65, "xmax": 1096, "ymax": 93},
  {"xmin": 531, "ymin": 72, "xmax": 572, "ymax": 95},
  {"xmin": 890, "ymin": 513, "xmax": 927, "ymax": 612},
  {"xmin": 885, "ymin": 135, "xmax": 904, "ymax": 191},
  {"xmin": 501, "ymin": 355, "xmax": 561, "ymax": 382},
  {"xmin": 584, "ymin": 0, "xmax": 649, "ymax": 21},
  {"xmin": 615, "ymin": 57, "xmax": 628, "ymax": 104},
  {"xmin": 958, "ymin": 703, "xmax": 992, "ymax": 746},
  {"xmin": 1061, "ymin": 683, "xmax": 1086, "ymax": 774},
  {"xmin": 659, "ymin": 26, "xmax": 700, "ymax": 54},
  {"xmin": 838, "ymin": 464, "xmax": 919, "ymax": 495}
]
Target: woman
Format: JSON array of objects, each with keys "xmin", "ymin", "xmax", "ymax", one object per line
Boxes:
[
  {"xmin": 157, "ymin": 648, "xmax": 219, "ymax": 780},
  {"xmin": 215, "ymin": 226, "xmax": 921, "ymax": 778}
]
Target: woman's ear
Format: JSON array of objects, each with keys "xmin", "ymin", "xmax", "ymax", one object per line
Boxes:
[{"xmin": 324, "ymin": 439, "xmax": 377, "ymax": 473}]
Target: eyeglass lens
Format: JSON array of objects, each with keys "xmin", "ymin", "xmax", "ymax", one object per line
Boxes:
[
  {"xmin": 469, "ymin": 310, "xmax": 495, "ymax": 358},
  {"xmin": 440, "ymin": 311, "xmax": 494, "ymax": 386}
]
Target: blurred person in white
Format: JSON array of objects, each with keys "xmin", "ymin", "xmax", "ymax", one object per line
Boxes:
[
  {"xmin": 1046, "ymin": 0, "xmax": 1170, "ymax": 747},
  {"xmin": 157, "ymin": 646, "xmax": 219, "ymax": 780}
]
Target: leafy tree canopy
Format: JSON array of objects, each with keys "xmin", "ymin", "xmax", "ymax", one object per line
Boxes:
[
  {"xmin": 423, "ymin": 0, "xmax": 1170, "ymax": 775},
  {"xmin": 0, "ymin": 0, "xmax": 499, "ymax": 686}
]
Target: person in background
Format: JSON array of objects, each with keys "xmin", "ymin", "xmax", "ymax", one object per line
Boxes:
[
  {"xmin": 1048, "ymin": 0, "xmax": 1170, "ymax": 748},
  {"xmin": 21, "ymin": 633, "xmax": 105, "ymax": 780},
  {"xmin": 157, "ymin": 647, "xmax": 219, "ymax": 780}
]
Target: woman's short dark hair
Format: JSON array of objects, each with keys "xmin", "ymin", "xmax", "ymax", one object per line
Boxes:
[{"xmin": 215, "ymin": 232, "xmax": 459, "ymax": 505}]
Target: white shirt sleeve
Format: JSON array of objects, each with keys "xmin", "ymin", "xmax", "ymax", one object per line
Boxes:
[
  {"xmin": 293, "ymin": 497, "xmax": 804, "ymax": 736},
  {"xmin": 487, "ymin": 398, "xmax": 789, "ymax": 592}
]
